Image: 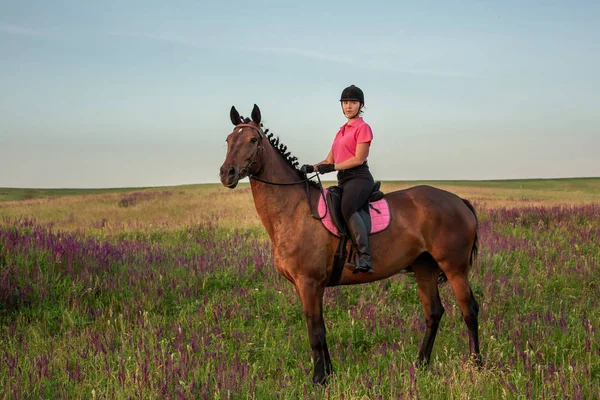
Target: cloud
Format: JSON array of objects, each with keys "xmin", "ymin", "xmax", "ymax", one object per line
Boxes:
[
  {"xmin": 0, "ymin": 23, "xmax": 49, "ymax": 38},
  {"xmin": 108, "ymin": 31, "xmax": 218, "ymax": 50},
  {"xmin": 258, "ymin": 46, "xmax": 469, "ymax": 78},
  {"xmin": 108, "ymin": 31, "xmax": 470, "ymax": 78},
  {"xmin": 259, "ymin": 46, "xmax": 355, "ymax": 64}
]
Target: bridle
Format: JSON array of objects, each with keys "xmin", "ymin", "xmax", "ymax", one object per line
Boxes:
[
  {"xmin": 234, "ymin": 123, "xmax": 265, "ymax": 180},
  {"xmin": 229, "ymin": 123, "xmax": 327, "ymax": 220}
]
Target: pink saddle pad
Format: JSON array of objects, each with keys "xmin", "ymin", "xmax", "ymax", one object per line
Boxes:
[{"xmin": 317, "ymin": 188, "xmax": 391, "ymax": 237}]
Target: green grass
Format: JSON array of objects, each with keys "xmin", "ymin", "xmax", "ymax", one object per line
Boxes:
[
  {"xmin": 0, "ymin": 187, "xmax": 158, "ymax": 202},
  {"xmin": 0, "ymin": 183, "xmax": 230, "ymax": 203},
  {"xmin": 387, "ymin": 177, "xmax": 600, "ymax": 193},
  {"xmin": 3, "ymin": 178, "xmax": 600, "ymax": 202},
  {"xmin": 1, "ymin": 204, "xmax": 599, "ymax": 398}
]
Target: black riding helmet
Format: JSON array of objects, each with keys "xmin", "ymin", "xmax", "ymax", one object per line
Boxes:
[{"xmin": 339, "ymin": 85, "xmax": 365, "ymax": 106}]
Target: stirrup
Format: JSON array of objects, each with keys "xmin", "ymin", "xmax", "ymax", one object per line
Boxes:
[
  {"xmin": 343, "ymin": 252, "xmax": 359, "ymax": 272},
  {"xmin": 344, "ymin": 254, "xmax": 358, "ymax": 272},
  {"xmin": 343, "ymin": 255, "xmax": 373, "ymax": 274},
  {"xmin": 353, "ymin": 262, "xmax": 374, "ymax": 274},
  {"xmin": 344, "ymin": 260, "xmax": 358, "ymax": 272}
]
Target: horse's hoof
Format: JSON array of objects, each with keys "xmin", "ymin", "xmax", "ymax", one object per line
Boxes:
[
  {"xmin": 312, "ymin": 375, "xmax": 328, "ymax": 386},
  {"xmin": 472, "ymin": 354, "xmax": 484, "ymax": 369},
  {"xmin": 312, "ymin": 370, "xmax": 332, "ymax": 386}
]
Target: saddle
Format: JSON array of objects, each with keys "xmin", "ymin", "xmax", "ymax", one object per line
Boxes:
[
  {"xmin": 318, "ymin": 181, "xmax": 390, "ymax": 238},
  {"xmin": 326, "ymin": 181, "xmax": 385, "ymax": 236},
  {"xmin": 319, "ymin": 182, "xmax": 391, "ymax": 286}
]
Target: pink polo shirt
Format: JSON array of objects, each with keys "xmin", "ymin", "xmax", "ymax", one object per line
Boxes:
[{"xmin": 331, "ymin": 117, "xmax": 373, "ymax": 164}]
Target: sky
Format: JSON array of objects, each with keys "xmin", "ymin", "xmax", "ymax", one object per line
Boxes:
[{"xmin": 1, "ymin": 0, "xmax": 599, "ymax": 188}]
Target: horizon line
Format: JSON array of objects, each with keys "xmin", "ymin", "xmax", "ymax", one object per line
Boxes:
[{"xmin": 2, "ymin": 176, "xmax": 599, "ymax": 191}]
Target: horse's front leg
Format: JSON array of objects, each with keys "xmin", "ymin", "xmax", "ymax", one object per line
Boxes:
[{"xmin": 295, "ymin": 278, "xmax": 332, "ymax": 385}]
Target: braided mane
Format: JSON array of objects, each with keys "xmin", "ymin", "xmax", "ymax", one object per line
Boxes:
[{"xmin": 238, "ymin": 116, "xmax": 319, "ymax": 187}]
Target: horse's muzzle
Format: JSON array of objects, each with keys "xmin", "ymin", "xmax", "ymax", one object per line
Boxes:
[{"xmin": 219, "ymin": 165, "xmax": 239, "ymax": 189}]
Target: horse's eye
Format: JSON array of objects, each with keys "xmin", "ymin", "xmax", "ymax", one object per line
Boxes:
[{"xmin": 250, "ymin": 138, "xmax": 258, "ymax": 143}]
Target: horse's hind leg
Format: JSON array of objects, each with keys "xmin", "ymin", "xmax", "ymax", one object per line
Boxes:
[
  {"xmin": 446, "ymin": 269, "xmax": 482, "ymax": 366},
  {"xmin": 412, "ymin": 254, "xmax": 445, "ymax": 367}
]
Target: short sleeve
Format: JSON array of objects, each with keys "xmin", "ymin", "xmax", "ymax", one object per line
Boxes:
[{"xmin": 356, "ymin": 123, "xmax": 373, "ymax": 144}]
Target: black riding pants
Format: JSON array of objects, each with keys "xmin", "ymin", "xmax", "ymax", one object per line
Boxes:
[{"xmin": 337, "ymin": 163, "xmax": 374, "ymax": 222}]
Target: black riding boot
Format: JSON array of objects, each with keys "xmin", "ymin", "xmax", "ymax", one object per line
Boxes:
[{"xmin": 346, "ymin": 212, "xmax": 373, "ymax": 274}]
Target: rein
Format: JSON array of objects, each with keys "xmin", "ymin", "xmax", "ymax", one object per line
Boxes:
[
  {"xmin": 233, "ymin": 123, "xmax": 328, "ymax": 221},
  {"xmin": 247, "ymin": 173, "xmax": 316, "ymax": 186},
  {"xmin": 248, "ymin": 172, "xmax": 328, "ymax": 221}
]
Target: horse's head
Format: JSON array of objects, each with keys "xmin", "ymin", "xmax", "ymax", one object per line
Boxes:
[{"xmin": 220, "ymin": 104, "xmax": 264, "ymax": 189}]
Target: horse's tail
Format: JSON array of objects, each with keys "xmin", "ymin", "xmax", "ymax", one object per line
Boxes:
[
  {"xmin": 461, "ymin": 198, "xmax": 479, "ymax": 267},
  {"xmin": 437, "ymin": 198, "xmax": 478, "ymax": 285}
]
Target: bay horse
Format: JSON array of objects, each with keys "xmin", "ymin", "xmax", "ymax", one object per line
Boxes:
[{"xmin": 219, "ymin": 105, "xmax": 481, "ymax": 384}]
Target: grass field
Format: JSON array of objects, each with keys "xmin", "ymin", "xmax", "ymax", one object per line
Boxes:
[{"xmin": 1, "ymin": 179, "xmax": 599, "ymax": 398}]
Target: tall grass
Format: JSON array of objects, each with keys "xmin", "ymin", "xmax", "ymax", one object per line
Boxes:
[
  {"xmin": 3, "ymin": 179, "xmax": 600, "ymax": 237},
  {"xmin": 1, "ymin": 203, "xmax": 599, "ymax": 398}
]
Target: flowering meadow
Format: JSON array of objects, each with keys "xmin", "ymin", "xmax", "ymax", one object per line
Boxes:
[{"xmin": 0, "ymin": 182, "xmax": 599, "ymax": 399}]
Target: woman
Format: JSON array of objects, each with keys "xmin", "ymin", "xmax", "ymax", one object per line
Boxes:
[{"xmin": 301, "ymin": 85, "xmax": 375, "ymax": 274}]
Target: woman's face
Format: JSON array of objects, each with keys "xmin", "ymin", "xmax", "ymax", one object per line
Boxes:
[{"xmin": 341, "ymin": 100, "xmax": 361, "ymax": 118}]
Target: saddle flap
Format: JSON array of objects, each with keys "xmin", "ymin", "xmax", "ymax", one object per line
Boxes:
[{"xmin": 325, "ymin": 186, "xmax": 347, "ymax": 236}]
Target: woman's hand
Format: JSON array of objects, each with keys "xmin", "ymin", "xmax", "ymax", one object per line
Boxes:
[
  {"xmin": 300, "ymin": 164, "xmax": 314, "ymax": 174},
  {"xmin": 316, "ymin": 164, "xmax": 335, "ymax": 174}
]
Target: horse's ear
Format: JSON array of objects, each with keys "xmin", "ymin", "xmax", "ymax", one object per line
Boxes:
[
  {"xmin": 251, "ymin": 104, "xmax": 261, "ymax": 124},
  {"xmin": 230, "ymin": 106, "xmax": 241, "ymax": 126}
]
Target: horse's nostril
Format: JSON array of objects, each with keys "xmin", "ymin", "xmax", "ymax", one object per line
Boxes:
[{"xmin": 220, "ymin": 166, "xmax": 236, "ymax": 178}]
